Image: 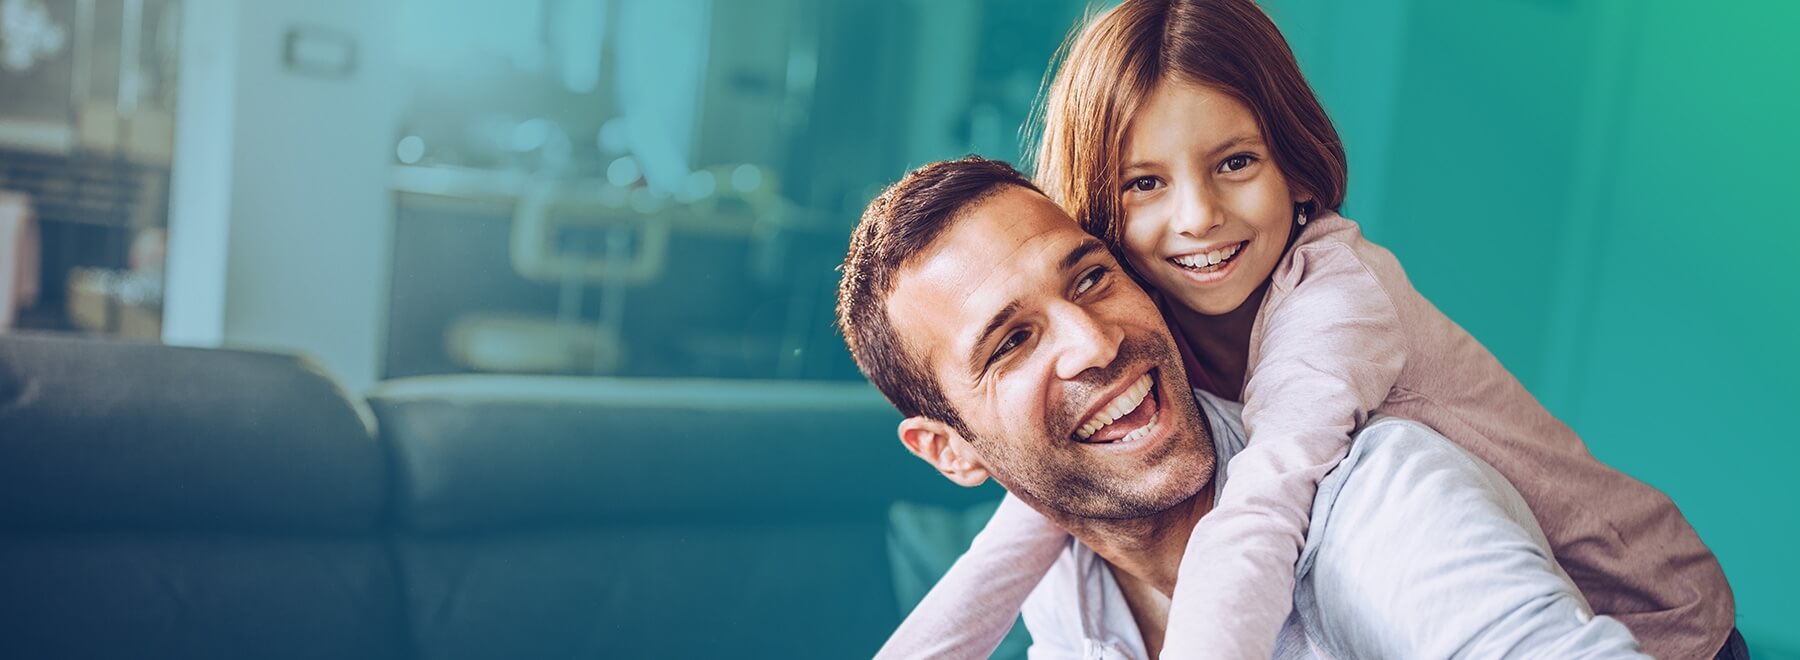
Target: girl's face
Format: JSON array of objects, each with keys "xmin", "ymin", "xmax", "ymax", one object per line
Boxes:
[{"xmin": 1118, "ymin": 79, "xmax": 1307, "ymax": 316}]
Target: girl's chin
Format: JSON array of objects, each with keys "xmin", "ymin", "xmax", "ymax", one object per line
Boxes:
[
  {"xmin": 1163, "ymin": 285, "xmax": 1250, "ymax": 317},
  {"xmin": 1129, "ymin": 259, "xmax": 1254, "ymax": 315}
]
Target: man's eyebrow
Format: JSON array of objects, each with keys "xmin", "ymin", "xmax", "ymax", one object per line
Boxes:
[
  {"xmin": 1060, "ymin": 238, "xmax": 1107, "ymax": 274},
  {"xmin": 967, "ymin": 301, "xmax": 1021, "ymax": 376},
  {"xmin": 964, "ymin": 239, "xmax": 1108, "ymax": 376}
]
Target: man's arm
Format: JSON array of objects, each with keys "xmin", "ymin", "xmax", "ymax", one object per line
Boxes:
[{"xmin": 1296, "ymin": 418, "xmax": 1649, "ymax": 659}]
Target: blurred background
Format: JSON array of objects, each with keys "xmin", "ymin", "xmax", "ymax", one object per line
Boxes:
[{"xmin": 0, "ymin": 0, "xmax": 1794, "ymax": 656}]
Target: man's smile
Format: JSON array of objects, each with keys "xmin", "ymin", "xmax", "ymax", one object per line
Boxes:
[{"xmin": 1072, "ymin": 368, "xmax": 1164, "ymax": 445}]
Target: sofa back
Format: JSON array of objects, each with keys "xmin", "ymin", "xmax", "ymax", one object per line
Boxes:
[
  {"xmin": 0, "ymin": 333, "xmax": 989, "ymax": 658},
  {"xmin": 369, "ymin": 376, "xmax": 980, "ymax": 659},
  {"xmin": 0, "ymin": 333, "xmax": 405, "ymax": 659}
]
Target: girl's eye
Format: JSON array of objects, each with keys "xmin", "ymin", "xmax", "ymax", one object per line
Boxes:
[
  {"xmin": 1125, "ymin": 176, "xmax": 1162, "ymax": 193},
  {"xmin": 1076, "ymin": 265, "xmax": 1111, "ymax": 295},
  {"xmin": 1220, "ymin": 154, "xmax": 1256, "ymax": 173}
]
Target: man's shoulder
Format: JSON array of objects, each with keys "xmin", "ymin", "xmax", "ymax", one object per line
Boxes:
[
  {"xmin": 1297, "ymin": 419, "xmax": 1533, "ymax": 644},
  {"xmin": 1297, "ymin": 415, "xmax": 1550, "ymax": 611},
  {"xmin": 1294, "ymin": 417, "xmax": 1641, "ymax": 658},
  {"xmin": 1306, "ymin": 416, "xmax": 1526, "ymax": 559},
  {"xmin": 1327, "ymin": 416, "xmax": 1501, "ymax": 494}
]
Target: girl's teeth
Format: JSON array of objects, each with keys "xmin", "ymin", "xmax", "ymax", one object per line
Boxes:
[{"xmin": 1172, "ymin": 242, "xmax": 1242, "ymax": 270}]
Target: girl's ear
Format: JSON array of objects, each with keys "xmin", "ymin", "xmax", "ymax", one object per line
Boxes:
[
  {"xmin": 1294, "ymin": 196, "xmax": 1318, "ymax": 223},
  {"xmin": 897, "ymin": 416, "xmax": 991, "ymax": 487}
]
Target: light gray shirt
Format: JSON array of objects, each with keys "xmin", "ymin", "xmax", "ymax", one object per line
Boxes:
[{"xmin": 1020, "ymin": 390, "xmax": 1649, "ymax": 659}]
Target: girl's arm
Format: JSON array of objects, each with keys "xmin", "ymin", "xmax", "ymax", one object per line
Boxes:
[
  {"xmin": 1160, "ymin": 240, "xmax": 1409, "ymax": 659},
  {"xmin": 875, "ymin": 492, "xmax": 1069, "ymax": 659}
]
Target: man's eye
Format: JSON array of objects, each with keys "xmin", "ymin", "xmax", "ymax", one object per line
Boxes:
[
  {"xmin": 1124, "ymin": 176, "xmax": 1161, "ymax": 193},
  {"xmin": 1076, "ymin": 265, "xmax": 1111, "ymax": 294},
  {"xmin": 1220, "ymin": 154, "xmax": 1256, "ymax": 173},
  {"xmin": 991, "ymin": 330, "xmax": 1028, "ymax": 363}
]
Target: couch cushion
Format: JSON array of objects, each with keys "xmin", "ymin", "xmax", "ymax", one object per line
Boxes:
[
  {"xmin": 369, "ymin": 375, "xmax": 998, "ymax": 533},
  {"xmin": 0, "ymin": 533, "xmax": 407, "ymax": 660},
  {"xmin": 398, "ymin": 521, "xmax": 896, "ymax": 660},
  {"xmin": 0, "ymin": 333, "xmax": 386, "ymax": 532}
]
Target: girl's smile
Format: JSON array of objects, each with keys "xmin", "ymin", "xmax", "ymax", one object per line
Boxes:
[{"xmin": 1117, "ymin": 79, "xmax": 1306, "ymax": 317}]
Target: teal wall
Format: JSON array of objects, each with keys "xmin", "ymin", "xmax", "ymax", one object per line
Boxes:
[
  {"xmin": 34, "ymin": 0, "xmax": 1780, "ymax": 653},
  {"xmin": 1271, "ymin": 0, "xmax": 1800, "ymax": 654}
]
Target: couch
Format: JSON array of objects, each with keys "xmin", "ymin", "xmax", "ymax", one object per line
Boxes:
[{"xmin": 0, "ymin": 332, "xmax": 995, "ymax": 659}]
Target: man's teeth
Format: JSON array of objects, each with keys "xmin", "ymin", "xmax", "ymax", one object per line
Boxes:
[
  {"xmin": 1118, "ymin": 410, "xmax": 1160, "ymax": 444},
  {"xmin": 1075, "ymin": 373, "xmax": 1153, "ymax": 440},
  {"xmin": 1172, "ymin": 242, "xmax": 1243, "ymax": 269}
]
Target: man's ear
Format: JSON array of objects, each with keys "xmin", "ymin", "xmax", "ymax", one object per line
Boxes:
[{"xmin": 897, "ymin": 416, "xmax": 990, "ymax": 487}]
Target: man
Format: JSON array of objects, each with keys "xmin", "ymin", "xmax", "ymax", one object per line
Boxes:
[{"xmin": 837, "ymin": 157, "xmax": 1648, "ymax": 658}]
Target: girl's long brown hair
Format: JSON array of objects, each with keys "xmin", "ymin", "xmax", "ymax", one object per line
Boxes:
[{"xmin": 1028, "ymin": 0, "xmax": 1347, "ymax": 247}]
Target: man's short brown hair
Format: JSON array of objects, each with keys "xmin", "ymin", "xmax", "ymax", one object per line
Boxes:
[{"xmin": 836, "ymin": 156, "xmax": 1042, "ymax": 433}]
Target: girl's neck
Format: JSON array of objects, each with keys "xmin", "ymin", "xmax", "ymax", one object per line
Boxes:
[{"xmin": 1168, "ymin": 281, "xmax": 1269, "ymax": 402}]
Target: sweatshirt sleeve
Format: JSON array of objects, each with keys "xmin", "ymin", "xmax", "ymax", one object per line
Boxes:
[
  {"xmin": 875, "ymin": 492, "xmax": 1069, "ymax": 659},
  {"xmin": 1160, "ymin": 241, "xmax": 1409, "ymax": 659}
]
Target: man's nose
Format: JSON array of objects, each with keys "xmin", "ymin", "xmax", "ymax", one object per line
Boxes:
[
  {"xmin": 1170, "ymin": 180, "xmax": 1223, "ymax": 238},
  {"xmin": 1049, "ymin": 301, "xmax": 1122, "ymax": 382}
]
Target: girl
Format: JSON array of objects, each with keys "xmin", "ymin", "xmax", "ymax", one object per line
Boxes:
[{"xmin": 877, "ymin": 0, "xmax": 1733, "ymax": 658}]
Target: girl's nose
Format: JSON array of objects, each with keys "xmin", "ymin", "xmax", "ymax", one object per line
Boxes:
[{"xmin": 1170, "ymin": 182, "xmax": 1223, "ymax": 238}]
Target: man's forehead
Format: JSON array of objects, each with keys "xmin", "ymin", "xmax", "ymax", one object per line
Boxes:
[
  {"xmin": 908, "ymin": 192, "xmax": 1076, "ymax": 283},
  {"xmin": 885, "ymin": 188, "xmax": 1089, "ymax": 365}
]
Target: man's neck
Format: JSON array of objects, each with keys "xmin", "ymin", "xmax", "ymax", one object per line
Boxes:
[
  {"xmin": 1018, "ymin": 386, "xmax": 1227, "ymax": 653},
  {"xmin": 1032, "ymin": 381, "xmax": 1220, "ymax": 598},
  {"xmin": 1039, "ymin": 471, "xmax": 1215, "ymax": 659},
  {"xmin": 1058, "ymin": 483, "xmax": 1214, "ymax": 597},
  {"xmin": 1051, "ymin": 377, "xmax": 1222, "ymax": 597}
]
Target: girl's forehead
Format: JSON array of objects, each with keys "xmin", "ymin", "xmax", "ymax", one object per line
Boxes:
[{"xmin": 1124, "ymin": 82, "xmax": 1262, "ymax": 157}]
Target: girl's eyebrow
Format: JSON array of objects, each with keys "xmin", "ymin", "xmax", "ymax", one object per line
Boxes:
[
  {"xmin": 1121, "ymin": 159, "xmax": 1158, "ymax": 175},
  {"xmin": 1119, "ymin": 134, "xmax": 1263, "ymax": 176},
  {"xmin": 1205, "ymin": 134, "xmax": 1263, "ymax": 158}
]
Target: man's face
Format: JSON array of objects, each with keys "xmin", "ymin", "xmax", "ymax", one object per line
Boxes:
[{"xmin": 887, "ymin": 186, "xmax": 1214, "ymax": 520}]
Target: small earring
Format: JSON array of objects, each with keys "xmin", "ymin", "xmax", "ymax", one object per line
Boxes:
[{"xmin": 1297, "ymin": 208, "xmax": 1309, "ymax": 226}]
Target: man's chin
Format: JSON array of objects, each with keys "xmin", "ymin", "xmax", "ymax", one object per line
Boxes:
[
  {"xmin": 1034, "ymin": 377, "xmax": 1215, "ymax": 520},
  {"xmin": 1104, "ymin": 449, "xmax": 1214, "ymax": 519},
  {"xmin": 1028, "ymin": 447, "xmax": 1214, "ymax": 521}
]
